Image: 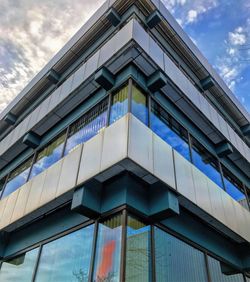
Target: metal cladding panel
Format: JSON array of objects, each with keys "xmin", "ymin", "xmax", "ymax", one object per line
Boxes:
[
  {"xmin": 101, "ymin": 115, "xmax": 129, "ymax": 171},
  {"xmin": 218, "ymin": 115, "xmax": 230, "ymax": 141},
  {"xmin": 11, "ymin": 182, "xmax": 31, "ymax": 223},
  {"xmin": 132, "ymin": 20, "xmax": 149, "ymax": 54},
  {"xmin": 234, "ymin": 202, "xmax": 249, "ymax": 240},
  {"xmin": 40, "ymin": 160, "xmax": 63, "ymax": 207},
  {"xmin": 77, "ymin": 134, "xmax": 103, "ymax": 185},
  {"xmin": 0, "ymin": 190, "xmax": 19, "ymax": 229},
  {"xmin": 0, "ymin": 131, "xmax": 14, "ymax": 155},
  {"xmin": 192, "ymin": 165, "xmax": 212, "ymax": 215},
  {"xmin": 28, "ymin": 106, "xmax": 41, "ymax": 130},
  {"xmin": 56, "ymin": 144, "xmax": 82, "ymax": 198},
  {"xmin": 208, "ymin": 105, "xmax": 221, "ymax": 133},
  {"xmin": 153, "ymin": 134, "xmax": 176, "ymax": 189},
  {"xmin": 0, "ymin": 197, "xmax": 8, "ymax": 229},
  {"xmin": 38, "ymin": 94, "xmax": 53, "ymax": 121},
  {"xmin": 25, "ymin": 171, "xmax": 46, "ymax": 215},
  {"xmin": 17, "ymin": 115, "xmax": 31, "ymax": 140},
  {"xmin": 207, "ymin": 178, "xmax": 226, "ymax": 224},
  {"xmin": 71, "ymin": 64, "xmax": 86, "ymax": 93},
  {"xmin": 173, "ymin": 150, "xmax": 196, "ymax": 204},
  {"xmin": 149, "ymin": 37, "xmax": 164, "ymax": 70},
  {"xmin": 59, "ymin": 74, "xmax": 74, "ymax": 103},
  {"xmin": 85, "ymin": 50, "xmax": 100, "ymax": 80},
  {"xmin": 242, "ymin": 208, "xmax": 250, "ymax": 242},
  {"xmin": 48, "ymin": 87, "xmax": 61, "ymax": 113},
  {"xmin": 198, "ymin": 95, "xmax": 212, "ymax": 121},
  {"xmin": 114, "ymin": 19, "xmax": 133, "ymax": 54},
  {"xmin": 128, "ymin": 115, "xmax": 153, "ymax": 174},
  {"xmin": 98, "ymin": 37, "xmax": 116, "ymax": 68}
]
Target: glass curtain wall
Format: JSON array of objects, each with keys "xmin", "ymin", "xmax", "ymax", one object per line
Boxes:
[
  {"xmin": 0, "ymin": 248, "xmax": 39, "ymax": 282},
  {"xmin": 131, "ymin": 85, "xmax": 148, "ymax": 125}
]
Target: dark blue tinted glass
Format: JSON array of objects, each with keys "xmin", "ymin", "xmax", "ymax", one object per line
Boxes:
[
  {"xmin": 131, "ymin": 85, "xmax": 148, "ymax": 125},
  {"xmin": 125, "ymin": 216, "xmax": 151, "ymax": 282},
  {"xmin": 155, "ymin": 227, "xmax": 208, "ymax": 282},
  {"xmin": 2, "ymin": 158, "xmax": 33, "ymax": 198},
  {"xmin": 65, "ymin": 98, "xmax": 108, "ymax": 156},
  {"xmin": 0, "ymin": 248, "xmax": 38, "ymax": 281},
  {"xmin": 110, "ymin": 85, "xmax": 128, "ymax": 124},
  {"xmin": 93, "ymin": 214, "xmax": 122, "ymax": 282},
  {"xmin": 35, "ymin": 225, "xmax": 94, "ymax": 282},
  {"xmin": 191, "ymin": 137, "xmax": 224, "ymax": 189},
  {"xmin": 151, "ymin": 101, "xmax": 191, "ymax": 161},
  {"xmin": 29, "ymin": 132, "xmax": 66, "ymax": 180}
]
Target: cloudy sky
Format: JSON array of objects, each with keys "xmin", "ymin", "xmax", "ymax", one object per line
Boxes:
[{"xmin": 0, "ymin": 0, "xmax": 249, "ymax": 113}]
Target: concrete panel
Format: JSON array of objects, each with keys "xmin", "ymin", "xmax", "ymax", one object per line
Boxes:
[
  {"xmin": 153, "ymin": 134, "xmax": 176, "ymax": 189},
  {"xmin": 233, "ymin": 201, "xmax": 248, "ymax": 240},
  {"xmin": 174, "ymin": 150, "xmax": 196, "ymax": 204},
  {"xmin": 128, "ymin": 115, "xmax": 153, "ymax": 174},
  {"xmin": 207, "ymin": 178, "xmax": 226, "ymax": 224},
  {"xmin": 11, "ymin": 182, "xmax": 31, "ymax": 223},
  {"xmin": 77, "ymin": 134, "xmax": 103, "ymax": 185},
  {"xmin": 242, "ymin": 208, "xmax": 250, "ymax": 242},
  {"xmin": 71, "ymin": 64, "xmax": 86, "ymax": 93},
  {"xmin": 56, "ymin": 144, "xmax": 82, "ymax": 198},
  {"xmin": 101, "ymin": 115, "xmax": 129, "ymax": 171},
  {"xmin": 40, "ymin": 160, "xmax": 63, "ymax": 207},
  {"xmin": 25, "ymin": 171, "xmax": 46, "ymax": 215},
  {"xmin": 0, "ymin": 197, "xmax": 8, "ymax": 230},
  {"xmin": 192, "ymin": 166, "xmax": 212, "ymax": 215},
  {"xmin": 0, "ymin": 190, "xmax": 19, "ymax": 229}
]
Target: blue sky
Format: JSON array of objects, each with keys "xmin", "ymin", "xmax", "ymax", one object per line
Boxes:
[{"xmin": 0, "ymin": 0, "xmax": 249, "ymax": 113}]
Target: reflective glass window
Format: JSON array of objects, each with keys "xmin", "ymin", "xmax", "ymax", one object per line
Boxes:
[
  {"xmin": 64, "ymin": 98, "xmax": 108, "ymax": 156},
  {"xmin": 131, "ymin": 85, "xmax": 148, "ymax": 125},
  {"xmin": 109, "ymin": 85, "xmax": 128, "ymax": 124},
  {"xmin": 222, "ymin": 166, "xmax": 248, "ymax": 210},
  {"xmin": 0, "ymin": 248, "xmax": 38, "ymax": 282},
  {"xmin": 191, "ymin": 137, "xmax": 224, "ymax": 189},
  {"xmin": 154, "ymin": 227, "xmax": 208, "ymax": 282},
  {"xmin": 93, "ymin": 214, "xmax": 122, "ymax": 282},
  {"xmin": 35, "ymin": 225, "xmax": 94, "ymax": 282},
  {"xmin": 29, "ymin": 132, "xmax": 66, "ymax": 180},
  {"xmin": 207, "ymin": 256, "xmax": 244, "ymax": 282},
  {"xmin": 2, "ymin": 157, "xmax": 33, "ymax": 198},
  {"xmin": 0, "ymin": 177, "xmax": 6, "ymax": 195},
  {"xmin": 125, "ymin": 215, "xmax": 151, "ymax": 282},
  {"xmin": 151, "ymin": 101, "xmax": 191, "ymax": 161}
]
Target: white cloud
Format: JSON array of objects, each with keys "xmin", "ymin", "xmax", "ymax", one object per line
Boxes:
[
  {"xmin": 187, "ymin": 10, "xmax": 198, "ymax": 23},
  {"xmin": 0, "ymin": 0, "xmax": 105, "ymax": 113},
  {"xmin": 229, "ymin": 29, "xmax": 247, "ymax": 46}
]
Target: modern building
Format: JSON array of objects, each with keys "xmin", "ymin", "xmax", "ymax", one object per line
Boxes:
[{"xmin": 0, "ymin": 0, "xmax": 249, "ymax": 281}]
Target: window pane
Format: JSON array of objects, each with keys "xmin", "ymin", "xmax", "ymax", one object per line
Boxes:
[
  {"xmin": 191, "ymin": 137, "xmax": 224, "ymax": 189},
  {"xmin": 65, "ymin": 98, "xmax": 108, "ymax": 156},
  {"xmin": 151, "ymin": 101, "xmax": 191, "ymax": 161},
  {"xmin": 0, "ymin": 248, "xmax": 38, "ymax": 282},
  {"xmin": 29, "ymin": 132, "xmax": 66, "ymax": 180},
  {"xmin": 222, "ymin": 166, "xmax": 248, "ymax": 210},
  {"xmin": 93, "ymin": 214, "xmax": 122, "ymax": 282},
  {"xmin": 155, "ymin": 227, "xmax": 208, "ymax": 282},
  {"xmin": 208, "ymin": 256, "xmax": 244, "ymax": 282},
  {"xmin": 131, "ymin": 85, "xmax": 148, "ymax": 125},
  {"xmin": 2, "ymin": 158, "xmax": 33, "ymax": 198},
  {"xmin": 109, "ymin": 85, "xmax": 128, "ymax": 124},
  {"xmin": 125, "ymin": 215, "xmax": 151, "ymax": 282},
  {"xmin": 35, "ymin": 224, "xmax": 94, "ymax": 282}
]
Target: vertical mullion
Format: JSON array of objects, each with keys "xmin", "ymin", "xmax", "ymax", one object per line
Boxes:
[
  {"xmin": 148, "ymin": 95, "xmax": 152, "ymax": 129},
  {"xmin": 61, "ymin": 127, "xmax": 70, "ymax": 158},
  {"xmin": 120, "ymin": 209, "xmax": 127, "ymax": 282},
  {"xmin": 218, "ymin": 162, "xmax": 226, "ymax": 192},
  {"xmin": 187, "ymin": 132, "xmax": 193, "ymax": 164},
  {"xmin": 150, "ymin": 225, "xmax": 156, "ymax": 282},
  {"xmin": 31, "ymin": 244, "xmax": 43, "ymax": 282},
  {"xmin": 107, "ymin": 93, "xmax": 112, "ymax": 127},
  {"xmin": 27, "ymin": 152, "xmax": 37, "ymax": 182},
  {"xmin": 128, "ymin": 79, "xmax": 133, "ymax": 114},
  {"xmin": 204, "ymin": 253, "xmax": 212, "ymax": 282},
  {"xmin": 88, "ymin": 221, "xmax": 99, "ymax": 282},
  {"xmin": 243, "ymin": 184, "xmax": 250, "ymax": 210},
  {"xmin": 0, "ymin": 173, "xmax": 10, "ymax": 200}
]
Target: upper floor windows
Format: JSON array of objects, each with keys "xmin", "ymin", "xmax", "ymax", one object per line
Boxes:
[{"xmin": 131, "ymin": 85, "xmax": 148, "ymax": 125}]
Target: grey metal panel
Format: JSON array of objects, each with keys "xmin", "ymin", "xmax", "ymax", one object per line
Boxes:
[
  {"xmin": 0, "ymin": 197, "xmax": 8, "ymax": 230},
  {"xmin": 59, "ymin": 74, "xmax": 74, "ymax": 103},
  {"xmin": 208, "ymin": 105, "xmax": 220, "ymax": 132},
  {"xmin": 48, "ymin": 87, "xmax": 62, "ymax": 113},
  {"xmin": 192, "ymin": 165, "xmax": 212, "ymax": 215},
  {"xmin": 128, "ymin": 115, "xmax": 153, "ymax": 174},
  {"xmin": 0, "ymin": 190, "xmax": 19, "ymax": 229},
  {"xmin": 0, "ymin": 130, "xmax": 14, "ymax": 155},
  {"xmin": 207, "ymin": 178, "xmax": 226, "ymax": 224},
  {"xmin": 28, "ymin": 105, "xmax": 41, "ymax": 130},
  {"xmin": 77, "ymin": 134, "xmax": 102, "ymax": 185},
  {"xmin": 114, "ymin": 19, "xmax": 134, "ymax": 54},
  {"xmin": 218, "ymin": 115, "xmax": 230, "ymax": 141},
  {"xmin": 149, "ymin": 37, "xmax": 164, "ymax": 70},
  {"xmin": 98, "ymin": 37, "xmax": 116, "ymax": 68},
  {"xmin": 25, "ymin": 171, "xmax": 46, "ymax": 215},
  {"xmin": 85, "ymin": 50, "xmax": 100, "ymax": 80},
  {"xmin": 234, "ymin": 202, "xmax": 248, "ymax": 240},
  {"xmin": 11, "ymin": 182, "xmax": 31, "ymax": 223},
  {"xmin": 132, "ymin": 20, "xmax": 149, "ymax": 54},
  {"xmin": 40, "ymin": 160, "xmax": 63, "ymax": 207},
  {"xmin": 38, "ymin": 95, "xmax": 52, "ymax": 121},
  {"xmin": 56, "ymin": 144, "xmax": 82, "ymax": 198},
  {"xmin": 153, "ymin": 134, "xmax": 176, "ymax": 189},
  {"xmin": 242, "ymin": 208, "xmax": 250, "ymax": 242},
  {"xmin": 71, "ymin": 64, "xmax": 86, "ymax": 93},
  {"xmin": 198, "ymin": 95, "xmax": 212, "ymax": 121},
  {"xmin": 101, "ymin": 115, "xmax": 129, "ymax": 171},
  {"xmin": 173, "ymin": 150, "xmax": 196, "ymax": 204}
]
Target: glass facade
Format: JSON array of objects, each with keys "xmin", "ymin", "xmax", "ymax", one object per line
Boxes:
[
  {"xmin": 125, "ymin": 215, "xmax": 151, "ymax": 282},
  {"xmin": 110, "ymin": 85, "xmax": 129, "ymax": 124},
  {"xmin": 131, "ymin": 85, "xmax": 148, "ymax": 125},
  {"xmin": 155, "ymin": 227, "xmax": 208, "ymax": 282},
  {"xmin": 29, "ymin": 132, "xmax": 66, "ymax": 180},
  {"xmin": 0, "ymin": 248, "xmax": 38, "ymax": 282},
  {"xmin": 64, "ymin": 98, "xmax": 108, "ymax": 156},
  {"xmin": 151, "ymin": 100, "xmax": 191, "ymax": 161},
  {"xmin": 191, "ymin": 137, "xmax": 224, "ymax": 189},
  {"xmin": 35, "ymin": 225, "xmax": 94, "ymax": 282},
  {"xmin": 93, "ymin": 214, "xmax": 122, "ymax": 282}
]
